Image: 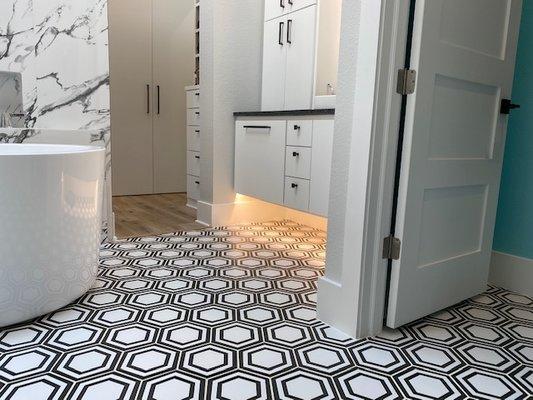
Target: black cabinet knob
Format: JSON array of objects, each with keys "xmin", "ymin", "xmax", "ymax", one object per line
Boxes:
[
  {"xmin": 291, "ymin": 183, "xmax": 298, "ymax": 189},
  {"xmin": 292, "ymin": 152, "xmax": 300, "ymax": 157},
  {"xmin": 294, "ymin": 125, "xmax": 301, "ymax": 131}
]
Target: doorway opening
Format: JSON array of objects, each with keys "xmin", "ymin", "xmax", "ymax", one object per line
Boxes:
[{"xmin": 107, "ymin": 0, "xmax": 200, "ymax": 238}]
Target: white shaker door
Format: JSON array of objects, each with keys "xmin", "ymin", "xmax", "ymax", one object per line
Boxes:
[
  {"xmin": 387, "ymin": 0, "xmax": 522, "ymax": 328},
  {"xmin": 261, "ymin": 17, "xmax": 288, "ymax": 111},
  {"xmin": 284, "ymin": 6, "xmax": 317, "ymax": 110}
]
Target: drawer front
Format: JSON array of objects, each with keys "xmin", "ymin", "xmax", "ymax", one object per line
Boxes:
[
  {"xmin": 187, "ymin": 175, "xmax": 200, "ymax": 201},
  {"xmin": 285, "ymin": 146, "xmax": 311, "ymax": 179},
  {"xmin": 286, "ymin": 120, "xmax": 313, "ymax": 147},
  {"xmin": 187, "ymin": 126, "xmax": 201, "ymax": 152},
  {"xmin": 235, "ymin": 120, "xmax": 286, "ymax": 205},
  {"xmin": 187, "ymin": 108, "xmax": 201, "ymax": 126},
  {"xmin": 284, "ymin": 177, "xmax": 310, "ymax": 212},
  {"xmin": 186, "ymin": 90, "xmax": 200, "ymax": 109},
  {"xmin": 187, "ymin": 151, "xmax": 201, "ymax": 176}
]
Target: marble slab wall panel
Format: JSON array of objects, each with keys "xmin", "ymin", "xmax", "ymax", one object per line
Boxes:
[
  {"xmin": 0, "ymin": 0, "xmax": 110, "ymax": 131},
  {"xmin": 0, "ymin": 71, "xmax": 24, "ymax": 127}
]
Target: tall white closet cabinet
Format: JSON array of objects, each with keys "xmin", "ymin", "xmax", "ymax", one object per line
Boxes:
[
  {"xmin": 109, "ymin": 0, "xmax": 194, "ymax": 196},
  {"xmin": 262, "ymin": 0, "xmax": 318, "ymax": 111}
]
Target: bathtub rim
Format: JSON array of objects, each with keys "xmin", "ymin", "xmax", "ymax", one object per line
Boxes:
[{"xmin": 0, "ymin": 143, "xmax": 105, "ymax": 156}]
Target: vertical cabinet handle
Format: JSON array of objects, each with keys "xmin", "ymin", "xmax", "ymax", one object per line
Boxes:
[
  {"xmin": 146, "ymin": 84, "xmax": 150, "ymax": 114},
  {"xmin": 287, "ymin": 19, "xmax": 293, "ymax": 44},
  {"xmin": 157, "ymin": 85, "xmax": 161, "ymax": 115},
  {"xmin": 288, "ymin": 0, "xmax": 293, "ymax": 4},
  {"xmin": 278, "ymin": 21, "xmax": 285, "ymax": 45},
  {"xmin": 280, "ymin": 0, "xmax": 285, "ymax": 8}
]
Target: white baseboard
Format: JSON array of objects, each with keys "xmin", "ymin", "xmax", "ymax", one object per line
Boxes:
[
  {"xmin": 489, "ymin": 251, "xmax": 533, "ymax": 297},
  {"xmin": 196, "ymin": 195, "xmax": 328, "ymax": 230}
]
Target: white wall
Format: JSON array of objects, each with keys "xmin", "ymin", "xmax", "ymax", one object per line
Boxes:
[
  {"xmin": 198, "ymin": 0, "xmax": 264, "ymax": 224},
  {"xmin": 317, "ymin": 0, "xmax": 388, "ymax": 337}
]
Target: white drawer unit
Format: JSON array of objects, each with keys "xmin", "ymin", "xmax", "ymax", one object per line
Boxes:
[
  {"xmin": 187, "ymin": 151, "xmax": 201, "ymax": 176},
  {"xmin": 284, "ymin": 177, "xmax": 310, "ymax": 212},
  {"xmin": 286, "ymin": 120, "xmax": 313, "ymax": 147},
  {"xmin": 186, "ymin": 85, "xmax": 201, "ymax": 208},
  {"xmin": 285, "ymin": 146, "xmax": 311, "ymax": 179},
  {"xmin": 187, "ymin": 126, "xmax": 200, "ymax": 152},
  {"xmin": 187, "ymin": 175, "xmax": 200, "ymax": 201},
  {"xmin": 187, "ymin": 108, "xmax": 201, "ymax": 126},
  {"xmin": 235, "ymin": 115, "xmax": 334, "ymax": 217},
  {"xmin": 186, "ymin": 89, "xmax": 200, "ymax": 109},
  {"xmin": 235, "ymin": 121, "xmax": 286, "ymax": 205}
]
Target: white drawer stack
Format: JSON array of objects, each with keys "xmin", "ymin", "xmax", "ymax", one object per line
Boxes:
[
  {"xmin": 186, "ymin": 85, "xmax": 201, "ymax": 207},
  {"xmin": 235, "ymin": 116, "xmax": 334, "ymax": 217}
]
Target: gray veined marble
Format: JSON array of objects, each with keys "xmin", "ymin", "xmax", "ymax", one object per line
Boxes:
[
  {"xmin": 0, "ymin": 0, "xmax": 110, "ymax": 131},
  {"xmin": 0, "ymin": 71, "xmax": 24, "ymax": 128}
]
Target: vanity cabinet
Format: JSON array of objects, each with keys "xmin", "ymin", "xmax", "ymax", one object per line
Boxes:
[
  {"xmin": 261, "ymin": 5, "xmax": 317, "ymax": 111},
  {"xmin": 186, "ymin": 85, "xmax": 201, "ymax": 207},
  {"xmin": 235, "ymin": 116, "xmax": 334, "ymax": 217}
]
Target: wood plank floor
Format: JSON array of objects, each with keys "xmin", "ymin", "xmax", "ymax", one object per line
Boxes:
[{"xmin": 112, "ymin": 193, "xmax": 204, "ymax": 239}]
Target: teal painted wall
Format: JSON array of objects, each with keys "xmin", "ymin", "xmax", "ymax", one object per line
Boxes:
[{"xmin": 493, "ymin": 1, "xmax": 533, "ymax": 259}]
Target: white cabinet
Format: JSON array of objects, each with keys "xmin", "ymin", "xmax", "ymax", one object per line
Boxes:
[
  {"xmin": 261, "ymin": 5, "xmax": 317, "ymax": 111},
  {"xmin": 109, "ymin": 0, "xmax": 193, "ymax": 196},
  {"xmin": 235, "ymin": 121, "xmax": 287, "ymax": 205},
  {"xmin": 235, "ymin": 116, "xmax": 334, "ymax": 217},
  {"xmin": 186, "ymin": 85, "xmax": 201, "ymax": 208},
  {"xmin": 261, "ymin": 18, "xmax": 288, "ymax": 112},
  {"xmin": 309, "ymin": 120, "xmax": 334, "ymax": 216},
  {"xmin": 284, "ymin": 6, "xmax": 317, "ymax": 110}
]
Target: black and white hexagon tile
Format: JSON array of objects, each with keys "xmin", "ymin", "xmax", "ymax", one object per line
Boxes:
[{"xmin": 0, "ymin": 221, "xmax": 532, "ymax": 399}]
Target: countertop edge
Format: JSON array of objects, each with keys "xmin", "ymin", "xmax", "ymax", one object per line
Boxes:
[{"xmin": 234, "ymin": 109, "xmax": 335, "ymax": 117}]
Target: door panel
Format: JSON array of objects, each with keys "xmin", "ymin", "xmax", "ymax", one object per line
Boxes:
[
  {"xmin": 284, "ymin": 6, "xmax": 317, "ymax": 110},
  {"xmin": 387, "ymin": 0, "xmax": 522, "ymax": 328},
  {"xmin": 265, "ymin": 0, "xmax": 287, "ymax": 21},
  {"xmin": 287, "ymin": 0, "xmax": 317, "ymax": 15},
  {"xmin": 262, "ymin": 17, "xmax": 288, "ymax": 111},
  {"xmin": 235, "ymin": 121, "xmax": 286, "ymax": 204},
  {"xmin": 152, "ymin": 0, "xmax": 194, "ymax": 193},
  {"xmin": 109, "ymin": 0, "xmax": 154, "ymax": 196}
]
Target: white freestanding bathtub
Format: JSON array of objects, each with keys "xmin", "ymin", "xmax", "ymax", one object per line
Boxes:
[{"xmin": 0, "ymin": 144, "xmax": 105, "ymax": 327}]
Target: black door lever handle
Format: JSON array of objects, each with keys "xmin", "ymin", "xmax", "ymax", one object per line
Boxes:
[{"xmin": 501, "ymin": 99, "xmax": 520, "ymax": 115}]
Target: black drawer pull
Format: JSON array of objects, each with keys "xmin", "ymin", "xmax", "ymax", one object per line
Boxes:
[
  {"xmin": 195, "ymin": 130, "xmax": 200, "ymax": 133},
  {"xmin": 195, "ymin": 155, "xmax": 200, "ymax": 159},
  {"xmin": 243, "ymin": 125, "xmax": 271, "ymax": 129},
  {"xmin": 195, "ymin": 181, "xmax": 200, "ymax": 184},
  {"xmin": 195, "ymin": 112, "xmax": 200, "ymax": 116},
  {"xmin": 292, "ymin": 152, "xmax": 300, "ymax": 157},
  {"xmin": 291, "ymin": 183, "xmax": 298, "ymax": 189}
]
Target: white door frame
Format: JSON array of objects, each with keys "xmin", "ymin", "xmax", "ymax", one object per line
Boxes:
[{"xmin": 317, "ymin": 0, "xmax": 413, "ymax": 337}]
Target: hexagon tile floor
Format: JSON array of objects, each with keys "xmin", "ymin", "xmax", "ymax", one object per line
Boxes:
[{"xmin": 0, "ymin": 221, "xmax": 532, "ymax": 400}]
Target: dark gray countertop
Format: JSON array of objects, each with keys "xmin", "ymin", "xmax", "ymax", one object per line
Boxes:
[{"xmin": 234, "ymin": 109, "xmax": 335, "ymax": 117}]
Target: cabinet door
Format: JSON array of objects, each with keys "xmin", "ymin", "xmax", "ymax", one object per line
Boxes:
[
  {"xmin": 109, "ymin": 0, "xmax": 154, "ymax": 196},
  {"xmin": 261, "ymin": 17, "xmax": 287, "ymax": 111},
  {"xmin": 152, "ymin": 0, "xmax": 195, "ymax": 193},
  {"xmin": 265, "ymin": 0, "xmax": 287, "ymax": 21},
  {"xmin": 309, "ymin": 120, "xmax": 334, "ymax": 216},
  {"xmin": 284, "ymin": 6, "xmax": 317, "ymax": 110},
  {"xmin": 287, "ymin": 0, "xmax": 317, "ymax": 14},
  {"xmin": 235, "ymin": 121, "xmax": 286, "ymax": 205}
]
